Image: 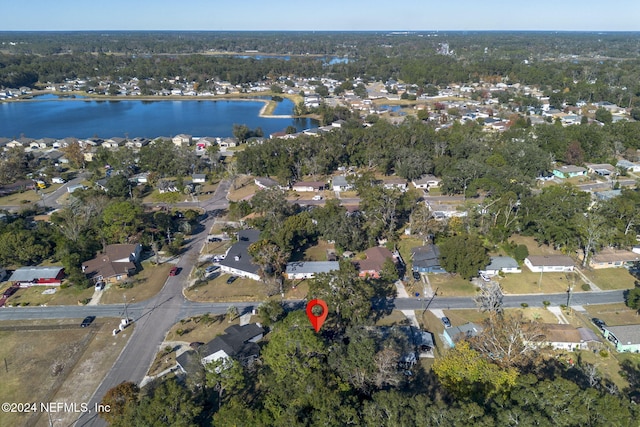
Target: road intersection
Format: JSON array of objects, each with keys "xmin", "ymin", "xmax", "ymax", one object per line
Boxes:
[{"xmin": 0, "ymin": 177, "xmax": 629, "ymax": 426}]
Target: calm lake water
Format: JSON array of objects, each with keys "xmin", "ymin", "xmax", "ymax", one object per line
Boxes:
[{"xmin": 0, "ymin": 96, "xmax": 317, "ymax": 139}]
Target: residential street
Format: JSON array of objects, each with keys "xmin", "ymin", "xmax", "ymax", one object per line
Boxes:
[{"xmin": 0, "ymin": 176, "xmax": 630, "ymax": 427}]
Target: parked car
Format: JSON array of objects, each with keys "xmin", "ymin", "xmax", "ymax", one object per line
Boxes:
[
  {"xmin": 226, "ymin": 275, "xmax": 237, "ymax": 284},
  {"xmin": 169, "ymin": 267, "xmax": 179, "ymax": 276},
  {"xmin": 213, "ymin": 254, "xmax": 226, "ymax": 262},
  {"xmin": 206, "ymin": 265, "xmax": 220, "ymax": 274},
  {"xmin": 412, "ymin": 271, "xmax": 421, "ymax": 281},
  {"xmin": 480, "ymin": 273, "xmax": 491, "ymax": 282},
  {"xmin": 94, "ymin": 281, "xmax": 105, "ymax": 291},
  {"xmin": 208, "ymin": 237, "xmax": 221, "ymax": 242},
  {"xmin": 592, "ymin": 318, "xmax": 606, "ymax": 329},
  {"xmin": 312, "ymin": 195, "xmax": 323, "ymax": 201},
  {"xmin": 441, "ymin": 317, "xmax": 451, "ymax": 328},
  {"xmin": 81, "ymin": 316, "xmax": 95, "ymax": 328}
]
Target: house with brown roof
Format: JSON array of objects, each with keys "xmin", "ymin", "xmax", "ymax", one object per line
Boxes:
[
  {"xmin": 588, "ymin": 248, "xmax": 639, "ymax": 269},
  {"xmin": 355, "ymin": 246, "xmax": 397, "ymax": 279},
  {"xmin": 82, "ymin": 244, "xmax": 142, "ymax": 284},
  {"xmin": 542, "ymin": 324, "xmax": 598, "ymax": 351},
  {"xmin": 524, "ymin": 255, "xmax": 574, "ymax": 273}
]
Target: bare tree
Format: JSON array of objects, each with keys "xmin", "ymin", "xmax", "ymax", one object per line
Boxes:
[
  {"xmin": 474, "ymin": 282, "xmax": 504, "ymax": 315},
  {"xmin": 470, "ymin": 312, "xmax": 546, "ymax": 368}
]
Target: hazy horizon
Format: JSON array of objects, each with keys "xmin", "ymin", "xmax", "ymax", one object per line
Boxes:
[{"xmin": 3, "ymin": 0, "xmax": 639, "ymax": 32}]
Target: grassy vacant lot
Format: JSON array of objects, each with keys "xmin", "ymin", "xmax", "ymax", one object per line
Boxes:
[
  {"xmin": 1, "ymin": 283, "xmax": 94, "ymax": 307},
  {"xmin": 228, "ymin": 176, "xmax": 258, "ymax": 202},
  {"xmin": 499, "ymin": 270, "xmax": 587, "ymax": 295},
  {"xmin": 185, "ymin": 274, "xmax": 267, "ymax": 302},
  {"xmin": 507, "ymin": 235, "xmax": 560, "ymax": 256},
  {"xmin": 100, "ymin": 261, "xmax": 172, "ymax": 305},
  {"xmin": 584, "ymin": 303, "xmax": 640, "ymax": 326},
  {"xmin": 427, "ymin": 274, "xmax": 479, "ymax": 297},
  {"xmin": 0, "ymin": 318, "xmax": 130, "ymax": 427},
  {"xmin": 582, "ymin": 268, "xmax": 637, "ymax": 290}
]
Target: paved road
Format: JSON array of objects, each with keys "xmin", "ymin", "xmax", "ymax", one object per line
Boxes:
[
  {"xmin": 74, "ymin": 180, "xmax": 231, "ymax": 427},
  {"xmin": 0, "ymin": 290, "xmax": 627, "ymax": 323},
  {"xmin": 0, "ymin": 175, "xmax": 628, "ymax": 426}
]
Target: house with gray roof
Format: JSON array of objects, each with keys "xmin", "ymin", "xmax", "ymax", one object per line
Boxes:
[
  {"xmin": 552, "ymin": 165, "xmax": 587, "ymax": 179},
  {"xmin": 331, "ymin": 175, "xmax": 353, "ymax": 192},
  {"xmin": 443, "ymin": 322, "xmax": 483, "ymax": 348},
  {"xmin": 219, "ymin": 229, "xmax": 261, "ymax": 281},
  {"xmin": 480, "ymin": 256, "xmax": 521, "ymax": 276},
  {"xmin": 176, "ymin": 323, "xmax": 265, "ymax": 375},
  {"xmin": 602, "ymin": 325, "xmax": 640, "ymax": 353},
  {"xmin": 8, "ymin": 266, "xmax": 65, "ymax": 286},
  {"xmin": 285, "ymin": 261, "xmax": 340, "ymax": 280},
  {"xmin": 411, "ymin": 244, "xmax": 446, "ymax": 274}
]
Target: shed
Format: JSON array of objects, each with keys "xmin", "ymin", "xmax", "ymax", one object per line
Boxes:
[{"xmin": 9, "ymin": 266, "xmax": 65, "ymax": 286}]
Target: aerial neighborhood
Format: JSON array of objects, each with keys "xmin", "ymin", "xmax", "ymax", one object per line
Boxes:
[{"xmin": 1, "ymin": 31, "xmax": 640, "ymax": 426}]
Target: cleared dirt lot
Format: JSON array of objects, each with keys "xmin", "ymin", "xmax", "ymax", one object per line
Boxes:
[{"xmin": 0, "ymin": 318, "xmax": 131, "ymax": 427}]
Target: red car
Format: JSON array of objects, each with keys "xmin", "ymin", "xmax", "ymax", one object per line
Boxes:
[{"xmin": 169, "ymin": 267, "xmax": 179, "ymax": 276}]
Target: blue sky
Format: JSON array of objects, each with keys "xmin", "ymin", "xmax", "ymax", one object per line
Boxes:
[{"xmin": 3, "ymin": 0, "xmax": 639, "ymax": 31}]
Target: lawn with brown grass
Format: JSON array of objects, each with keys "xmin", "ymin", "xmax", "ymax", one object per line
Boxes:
[
  {"xmin": 582, "ymin": 268, "xmax": 637, "ymax": 290},
  {"xmin": 228, "ymin": 176, "xmax": 259, "ymax": 202},
  {"xmin": 584, "ymin": 303, "xmax": 640, "ymax": 326},
  {"xmin": 300, "ymin": 240, "xmax": 335, "ymax": 262},
  {"xmin": 2, "ymin": 284, "xmax": 94, "ymax": 307},
  {"xmin": 506, "ymin": 235, "xmax": 559, "ymax": 256},
  {"xmin": 99, "ymin": 261, "xmax": 172, "ymax": 305},
  {"xmin": 427, "ymin": 274, "xmax": 479, "ymax": 297},
  {"xmin": 0, "ymin": 318, "xmax": 130, "ymax": 427},
  {"xmin": 498, "ymin": 270, "xmax": 587, "ymax": 295},
  {"xmin": 185, "ymin": 274, "xmax": 267, "ymax": 302},
  {"xmin": 375, "ymin": 310, "xmax": 410, "ymax": 326}
]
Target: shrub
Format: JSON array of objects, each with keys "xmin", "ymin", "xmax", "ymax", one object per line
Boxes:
[
  {"xmin": 599, "ymin": 350, "xmax": 609, "ymax": 358},
  {"xmin": 542, "ymin": 300, "xmax": 551, "ymax": 307},
  {"xmin": 521, "ymin": 302, "xmax": 529, "ymax": 308},
  {"xmin": 60, "ymin": 283, "xmax": 70, "ymax": 289},
  {"xmin": 176, "ymin": 328, "xmax": 185, "ymax": 336},
  {"xmin": 581, "ymin": 283, "xmax": 591, "ymax": 291}
]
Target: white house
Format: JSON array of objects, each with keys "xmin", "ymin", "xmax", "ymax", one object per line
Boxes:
[
  {"xmin": 219, "ymin": 229, "xmax": 261, "ymax": 281},
  {"xmin": 524, "ymin": 255, "xmax": 574, "ymax": 273},
  {"xmin": 332, "ymin": 176, "xmax": 353, "ymax": 192},
  {"xmin": 617, "ymin": 159, "xmax": 640, "ymax": 173},
  {"xmin": 412, "ymin": 175, "xmax": 442, "ymax": 190},
  {"xmin": 172, "ymin": 134, "xmax": 192, "ymax": 147},
  {"xmin": 285, "ymin": 261, "xmax": 340, "ymax": 280}
]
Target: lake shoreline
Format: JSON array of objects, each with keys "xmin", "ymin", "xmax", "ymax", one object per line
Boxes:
[{"xmin": 6, "ymin": 91, "xmax": 303, "ymax": 119}]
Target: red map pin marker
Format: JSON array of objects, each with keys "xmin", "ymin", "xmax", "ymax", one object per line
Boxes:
[{"xmin": 305, "ymin": 299, "xmax": 328, "ymax": 333}]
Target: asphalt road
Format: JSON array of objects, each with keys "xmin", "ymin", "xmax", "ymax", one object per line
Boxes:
[
  {"xmin": 0, "ymin": 176, "xmax": 629, "ymax": 426},
  {"xmin": 74, "ymin": 180, "xmax": 231, "ymax": 427}
]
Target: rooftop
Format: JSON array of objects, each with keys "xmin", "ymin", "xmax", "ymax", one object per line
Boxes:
[
  {"xmin": 9, "ymin": 266, "xmax": 64, "ymax": 282},
  {"xmin": 484, "ymin": 256, "xmax": 519, "ymax": 270},
  {"xmin": 526, "ymin": 255, "xmax": 575, "ymax": 267},
  {"xmin": 605, "ymin": 325, "xmax": 640, "ymax": 344},
  {"xmin": 219, "ymin": 229, "xmax": 261, "ymax": 275},
  {"xmin": 285, "ymin": 261, "xmax": 340, "ymax": 275}
]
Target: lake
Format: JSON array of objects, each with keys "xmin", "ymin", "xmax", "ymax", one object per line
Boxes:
[{"xmin": 0, "ymin": 97, "xmax": 317, "ymax": 139}]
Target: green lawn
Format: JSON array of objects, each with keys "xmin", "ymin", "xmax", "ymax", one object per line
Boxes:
[{"xmin": 582, "ymin": 268, "xmax": 637, "ymax": 290}]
